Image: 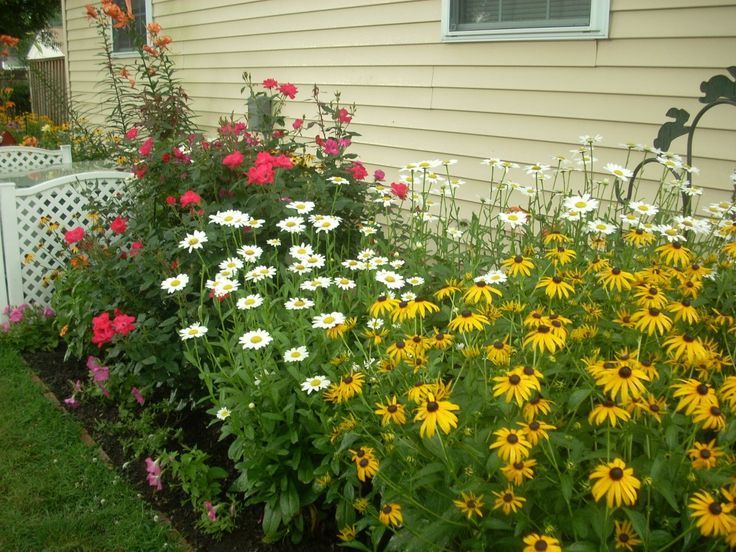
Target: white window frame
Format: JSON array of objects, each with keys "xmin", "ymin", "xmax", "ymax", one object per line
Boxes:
[
  {"xmin": 441, "ymin": 0, "xmax": 610, "ymax": 42},
  {"xmin": 110, "ymin": 0, "xmax": 153, "ymax": 58}
]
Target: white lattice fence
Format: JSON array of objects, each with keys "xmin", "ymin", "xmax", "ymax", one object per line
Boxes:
[
  {"xmin": 0, "ymin": 145, "xmax": 72, "ymax": 174},
  {"xmin": 0, "ymin": 171, "xmax": 133, "ymax": 313}
]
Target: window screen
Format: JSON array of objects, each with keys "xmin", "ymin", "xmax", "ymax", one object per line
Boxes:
[
  {"xmin": 450, "ymin": 0, "xmax": 591, "ymax": 31},
  {"xmin": 112, "ymin": 0, "xmax": 148, "ymax": 53}
]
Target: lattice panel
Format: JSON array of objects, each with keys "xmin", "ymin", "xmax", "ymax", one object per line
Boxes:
[
  {"xmin": 15, "ymin": 177, "xmax": 129, "ymax": 306},
  {"xmin": 0, "ymin": 147, "xmax": 65, "ymax": 174}
]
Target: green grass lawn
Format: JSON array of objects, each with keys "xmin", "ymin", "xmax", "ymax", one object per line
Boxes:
[{"xmin": 0, "ymin": 345, "xmax": 186, "ymax": 552}]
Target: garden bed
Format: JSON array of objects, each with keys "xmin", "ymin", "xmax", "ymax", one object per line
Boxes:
[{"xmin": 24, "ymin": 346, "xmax": 337, "ymax": 552}]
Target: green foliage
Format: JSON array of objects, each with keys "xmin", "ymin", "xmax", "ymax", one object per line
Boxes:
[{"xmin": 0, "ymin": 303, "xmax": 58, "ymax": 352}]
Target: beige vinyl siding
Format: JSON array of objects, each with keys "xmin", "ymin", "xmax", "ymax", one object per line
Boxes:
[{"xmin": 63, "ymin": 0, "xmax": 736, "ymax": 205}]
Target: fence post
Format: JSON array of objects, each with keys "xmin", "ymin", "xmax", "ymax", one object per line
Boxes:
[
  {"xmin": 60, "ymin": 144, "xmax": 72, "ymax": 165},
  {"xmin": 0, "ymin": 181, "xmax": 24, "ymax": 313}
]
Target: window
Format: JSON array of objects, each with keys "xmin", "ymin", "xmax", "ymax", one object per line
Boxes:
[
  {"xmin": 112, "ymin": 0, "xmax": 150, "ymax": 54},
  {"xmin": 442, "ymin": 0, "xmax": 609, "ymax": 42}
]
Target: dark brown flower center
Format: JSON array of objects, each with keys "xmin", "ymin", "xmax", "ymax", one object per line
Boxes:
[
  {"xmin": 398, "ymin": 301, "xmax": 409, "ymax": 308},
  {"xmin": 535, "ymin": 540, "xmax": 548, "ymax": 551},
  {"xmin": 396, "ymin": 341, "xmax": 405, "ymax": 349},
  {"xmin": 382, "ymin": 505, "xmax": 393, "ymax": 514},
  {"xmin": 603, "ymin": 400, "xmax": 615, "ymax": 408},
  {"xmin": 476, "ymin": 281, "xmax": 487, "ymax": 288},
  {"xmin": 649, "ymin": 404, "xmax": 660, "ymax": 413},
  {"xmin": 506, "ymin": 433, "xmax": 519, "ymax": 444},
  {"xmin": 426, "ymin": 401, "xmax": 439, "ymax": 412},
  {"xmin": 700, "ymin": 449, "xmax": 711, "ymax": 459},
  {"xmin": 378, "ymin": 295, "xmax": 386, "ymax": 301},
  {"xmin": 523, "ymin": 366, "xmax": 534, "ymax": 376},
  {"xmin": 356, "ymin": 449, "xmax": 365, "ymax": 457},
  {"xmin": 359, "ymin": 458, "xmax": 369, "ymax": 468},
  {"xmin": 709, "ymin": 502, "xmax": 723, "ymax": 515},
  {"xmin": 387, "ymin": 404, "xmax": 398, "ymax": 413},
  {"xmin": 435, "ymin": 333, "xmax": 445, "ymax": 341},
  {"xmin": 344, "ymin": 376, "xmax": 353, "ymax": 384},
  {"xmin": 649, "ymin": 307, "xmax": 660, "ymax": 316},
  {"xmin": 673, "ymin": 243, "xmax": 682, "ymax": 250},
  {"xmin": 493, "ymin": 341, "xmax": 504, "ymax": 349},
  {"xmin": 513, "ymin": 461, "xmax": 524, "ymax": 470},
  {"xmin": 612, "ymin": 267, "xmax": 621, "ymax": 275},
  {"xmin": 461, "ymin": 310, "xmax": 472, "ymax": 318},
  {"xmin": 603, "ymin": 362, "xmax": 616, "ymax": 369},
  {"xmin": 648, "ymin": 287, "xmax": 658, "ymax": 295},
  {"xmin": 618, "ymin": 366, "xmax": 632, "ymax": 378},
  {"xmin": 684, "ymin": 334, "xmax": 695, "ymax": 343},
  {"xmin": 609, "ymin": 467, "xmax": 624, "ymax": 481},
  {"xmin": 532, "ymin": 312, "xmax": 542, "ymax": 319},
  {"xmin": 710, "ymin": 406, "xmax": 722, "ymax": 416},
  {"xmin": 529, "ymin": 421, "xmax": 540, "ymax": 431},
  {"xmin": 552, "ymin": 276, "xmax": 562, "ymax": 284},
  {"xmin": 551, "ymin": 320, "xmax": 562, "ymax": 328},
  {"xmin": 619, "ymin": 533, "xmax": 629, "ymax": 543},
  {"xmin": 696, "ymin": 384, "xmax": 709, "ymax": 395},
  {"xmin": 514, "ymin": 255, "xmax": 524, "ymax": 263},
  {"xmin": 509, "ymin": 374, "xmax": 521, "ymax": 385},
  {"xmin": 537, "ymin": 325, "xmax": 550, "ymax": 334},
  {"xmin": 412, "ymin": 336, "xmax": 422, "ymax": 343},
  {"xmin": 503, "ymin": 493, "xmax": 513, "ymax": 502}
]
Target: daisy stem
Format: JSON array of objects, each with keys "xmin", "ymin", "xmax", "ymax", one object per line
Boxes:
[{"xmin": 654, "ymin": 525, "xmax": 695, "ymax": 552}]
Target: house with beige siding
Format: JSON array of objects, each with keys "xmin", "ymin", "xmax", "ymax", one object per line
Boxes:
[{"xmin": 60, "ymin": 0, "xmax": 736, "ymax": 206}]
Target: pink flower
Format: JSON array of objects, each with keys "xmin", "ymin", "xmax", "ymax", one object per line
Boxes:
[
  {"xmin": 338, "ymin": 138, "xmax": 351, "ymax": 150},
  {"xmin": 179, "ymin": 190, "xmax": 202, "ymax": 207},
  {"xmin": 64, "ymin": 227, "xmax": 85, "ymax": 245},
  {"xmin": 390, "ymin": 182, "xmax": 409, "ymax": 200},
  {"xmin": 64, "ymin": 396, "xmax": 80, "ymax": 409},
  {"xmin": 0, "ymin": 322, "xmax": 10, "ymax": 332},
  {"xmin": 204, "ymin": 501, "xmax": 218, "ymax": 521},
  {"xmin": 72, "ymin": 379, "xmax": 82, "ymax": 393},
  {"xmin": 270, "ymin": 154, "xmax": 293, "ymax": 169},
  {"xmin": 91, "ymin": 313, "xmax": 114, "ymax": 347},
  {"xmin": 278, "ymin": 83, "xmax": 298, "ymax": 99},
  {"xmin": 112, "ymin": 311, "xmax": 136, "ymax": 336},
  {"xmin": 87, "ymin": 356, "xmax": 109, "ymax": 383},
  {"xmin": 337, "ymin": 108, "xmax": 352, "ymax": 123},
  {"xmin": 125, "ymin": 128, "xmax": 139, "ymax": 140},
  {"xmin": 247, "ymin": 163, "xmax": 274, "ymax": 185},
  {"xmin": 130, "ymin": 241, "xmax": 143, "ymax": 257},
  {"xmin": 262, "ymin": 78, "xmax": 278, "ymax": 89},
  {"xmin": 374, "ymin": 169, "xmax": 385, "ymax": 181},
  {"xmin": 222, "ymin": 150, "xmax": 244, "ymax": 169},
  {"xmin": 145, "ymin": 457, "xmax": 163, "ymax": 491},
  {"xmin": 322, "ymin": 138, "xmax": 339, "ymax": 156},
  {"xmin": 166, "ymin": 195, "xmax": 176, "ymax": 205},
  {"xmin": 292, "ymin": 118, "xmax": 303, "ymax": 130},
  {"xmin": 349, "ymin": 161, "xmax": 368, "ymax": 181},
  {"xmin": 9, "ymin": 307, "xmax": 24, "ymax": 323},
  {"xmin": 42, "ymin": 306, "xmax": 55, "ymax": 318},
  {"xmin": 138, "ymin": 137, "xmax": 154, "ymax": 156},
  {"xmin": 131, "ymin": 386, "xmax": 145, "ymax": 405},
  {"xmin": 110, "ymin": 216, "xmax": 128, "ymax": 235}
]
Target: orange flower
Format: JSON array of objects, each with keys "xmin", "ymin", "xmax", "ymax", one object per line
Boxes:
[
  {"xmin": 147, "ymin": 22, "xmax": 162, "ymax": 34},
  {"xmin": 85, "ymin": 4, "xmax": 98, "ymax": 19},
  {"xmin": 155, "ymin": 36, "xmax": 172, "ymax": 49},
  {"xmin": 0, "ymin": 35, "xmax": 20, "ymax": 47}
]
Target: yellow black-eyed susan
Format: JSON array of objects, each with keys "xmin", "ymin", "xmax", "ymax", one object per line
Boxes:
[
  {"xmin": 414, "ymin": 392, "xmax": 459, "ymax": 438},
  {"xmin": 486, "ymin": 337, "xmax": 514, "ymax": 365},
  {"xmin": 492, "ymin": 486, "xmax": 525, "ymax": 515},
  {"xmin": 688, "ymin": 490, "xmax": 736, "ymax": 537},
  {"xmin": 378, "ymin": 502, "xmax": 403, "ymax": 526},
  {"xmin": 672, "ymin": 378, "xmax": 718, "ymax": 415},
  {"xmin": 691, "ymin": 403, "xmax": 726, "ymax": 432},
  {"xmin": 374, "ymin": 396, "xmax": 407, "ymax": 426},
  {"xmin": 490, "ymin": 428, "xmax": 531, "ymax": 464},
  {"xmin": 448, "ymin": 309, "xmax": 489, "ymax": 333},
  {"xmin": 517, "ymin": 420, "xmax": 555, "ymax": 446},
  {"xmin": 463, "ymin": 280, "xmax": 502, "ymax": 304},
  {"xmin": 493, "ymin": 370, "xmax": 536, "ymax": 406},
  {"xmin": 596, "ymin": 362, "xmax": 650, "ymax": 403},
  {"xmin": 589, "ymin": 458, "xmax": 640, "ymax": 508},
  {"xmin": 523, "ymin": 324, "xmax": 565, "ymax": 354},
  {"xmin": 536, "ymin": 275, "xmax": 575, "ymax": 300},
  {"xmin": 409, "ymin": 297, "xmax": 440, "ymax": 318},
  {"xmin": 523, "ymin": 394, "xmax": 552, "ymax": 423},
  {"xmin": 599, "ymin": 266, "xmax": 636, "ymax": 292},
  {"xmin": 501, "ymin": 458, "xmax": 537, "ymax": 486},
  {"xmin": 688, "ymin": 439, "xmax": 723, "ymax": 469},
  {"xmin": 657, "ymin": 242, "xmax": 692, "ymax": 267},
  {"xmin": 434, "ymin": 278, "xmax": 462, "ymax": 301},
  {"xmin": 350, "ymin": 447, "xmax": 379, "ymax": 482},
  {"xmin": 501, "ymin": 254, "xmax": 535, "ymax": 277},
  {"xmin": 663, "ymin": 333, "xmax": 707, "ymax": 364},
  {"xmin": 368, "ymin": 294, "xmax": 399, "ymax": 317},
  {"xmin": 522, "ymin": 533, "xmax": 562, "ymax": 552},
  {"xmin": 545, "ymin": 246, "xmax": 576, "ymax": 266},
  {"xmin": 631, "ymin": 307, "xmax": 672, "ymax": 336},
  {"xmin": 453, "ymin": 491, "xmax": 484, "ymax": 520},
  {"xmin": 623, "ymin": 227, "xmax": 656, "ymax": 247},
  {"xmin": 588, "ymin": 399, "xmax": 631, "ymax": 427},
  {"xmin": 614, "ymin": 519, "xmax": 642, "ymax": 551}
]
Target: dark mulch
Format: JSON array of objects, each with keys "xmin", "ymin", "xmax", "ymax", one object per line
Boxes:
[{"xmin": 23, "ymin": 347, "xmax": 338, "ymax": 552}]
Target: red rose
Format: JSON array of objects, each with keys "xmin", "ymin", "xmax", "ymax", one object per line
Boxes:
[
  {"xmin": 139, "ymin": 137, "xmax": 154, "ymax": 156},
  {"xmin": 64, "ymin": 227, "xmax": 85, "ymax": 245},
  {"xmin": 110, "ymin": 216, "xmax": 128, "ymax": 235},
  {"xmin": 222, "ymin": 150, "xmax": 244, "ymax": 169},
  {"xmin": 390, "ymin": 182, "xmax": 409, "ymax": 200},
  {"xmin": 262, "ymin": 78, "xmax": 278, "ymax": 89},
  {"xmin": 278, "ymin": 83, "xmax": 298, "ymax": 99}
]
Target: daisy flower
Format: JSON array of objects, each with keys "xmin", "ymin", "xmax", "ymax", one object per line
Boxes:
[
  {"xmin": 300, "ymin": 276, "xmax": 331, "ymax": 291},
  {"xmin": 161, "ymin": 274, "xmax": 189, "ymax": 294},
  {"xmin": 236, "ymin": 294, "xmax": 264, "ymax": 310},
  {"xmin": 289, "ymin": 243, "xmax": 314, "ymax": 259},
  {"xmin": 239, "ymin": 329, "xmax": 272, "ymax": 350},
  {"xmin": 216, "ymin": 407, "xmax": 231, "ymax": 420},
  {"xmin": 286, "ymin": 200, "xmax": 315, "ymax": 214},
  {"xmin": 266, "ymin": 238, "xmax": 281, "ymax": 247},
  {"xmin": 212, "ymin": 278, "xmax": 239, "ymax": 297},
  {"xmin": 327, "ymin": 176, "xmax": 350, "ymax": 186},
  {"xmin": 334, "ymin": 277, "xmax": 356, "ymax": 290},
  {"xmin": 244, "ymin": 265, "xmax": 277, "ymax": 282},
  {"xmin": 498, "ymin": 211, "xmax": 528, "ymax": 227},
  {"xmin": 219, "ymin": 257, "xmax": 244, "ymax": 272},
  {"xmin": 236, "ymin": 245, "xmax": 263, "ymax": 263},
  {"xmin": 312, "ymin": 215, "xmax": 342, "ymax": 233},
  {"xmin": 284, "ymin": 297, "xmax": 315, "ymax": 310},
  {"xmin": 629, "ymin": 200, "xmax": 658, "ymax": 217},
  {"xmin": 244, "ymin": 216, "xmax": 265, "ymax": 228},
  {"xmin": 178, "ymin": 230, "xmax": 208, "ymax": 252},
  {"xmin": 586, "ymin": 219, "xmax": 617, "ymax": 235},
  {"xmin": 312, "ymin": 312, "xmax": 346, "ymax": 329},
  {"xmin": 276, "ymin": 216, "xmax": 306, "ymax": 233},
  {"xmin": 604, "ymin": 163, "xmax": 633, "ymax": 182},
  {"xmin": 564, "ymin": 193, "xmax": 599, "ymax": 214},
  {"xmin": 209, "ymin": 209, "xmax": 247, "ymax": 227},
  {"xmin": 284, "ymin": 346, "xmax": 309, "ymax": 363},
  {"xmin": 301, "ymin": 375, "xmax": 330, "ymax": 394},
  {"xmin": 375, "ymin": 270, "xmax": 405, "ymax": 289},
  {"xmin": 178, "ymin": 323, "xmax": 208, "ymax": 340}
]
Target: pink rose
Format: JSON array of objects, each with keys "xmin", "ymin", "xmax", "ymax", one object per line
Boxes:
[
  {"xmin": 374, "ymin": 169, "xmax": 385, "ymax": 181},
  {"xmin": 337, "ymin": 108, "xmax": 352, "ymax": 123},
  {"xmin": 390, "ymin": 182, "xmax": 409, "ymax": 200},
  {"xmin": 138, "ymin": 137, "xmax": 154, "ymax": 156},
  {"xmin": 110, "ymin": 216, "xmax": 128, "ymax": 235},
  {"xmin": 222, "ymin": 150, "xmax": 244, "ymax": 169},
  {"xmin": 278, "ymin": 83, "xmax": 298, "ymax": 99},
  {"xmin": 131, "ymin": 386, "xmax": 145, "ymax": 405},
  {"xmin": 262, "ymin": 78, "xmax": 278, "ymax": 89},
  {"xmin": 322, "ymin": 138, "xmax": 339, "ymax": 156},
  {"xmin": 64, "ymin": 227, "xmax": 85, "ymax": 245},
  {"xmin": 292, "ymin": 118, "xmax": 303, "ymax": 130},
  {"xmin": 247, "ymin": 163, "xmax": 274, "ymax": 185},
  {"xmin": 179, "ymin": 190, "xmax": 202, "ymax": 207},
  {"xmin": 125, "ymin": 128, "xmax": 139, "ymax": 140},
  {"xmin": 349, "ymin": 161, "xmax": 368, "ymax": 181}
]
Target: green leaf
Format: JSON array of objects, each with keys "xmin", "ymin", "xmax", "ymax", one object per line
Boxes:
[
  {"xmin": 568, "ymin": 388, "xmax": 591, "ymax": 409},
  {"xmin": 560, "ymin": 473, "xmax": 573, "ymax": 503},
  {"xmin": 623, "ymin": 507, "xmax": 649, "ymax": 542},
  {"xmin": 279, "ymin": 479, "xmax": 299, "ymax": 521},
  {"xmin": 565, "ymin": 543, "xmax": 597, "ymax": 552},
  {"xmin": 262, "ymin": 501, "xmax": 282, "ymax": 537}
]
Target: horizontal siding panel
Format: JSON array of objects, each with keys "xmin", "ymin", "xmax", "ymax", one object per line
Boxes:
[
  {"xmin": 431, "ymin": 66, "xmax": 733, "ymax": 98},
  {"xmin": 596, "ymin": 38, "xmax": 736, "ymax": 68},
  {"xmin": 609, "ymin": 6, "xmax": 736, "ymax": 38},
  {"xmin": 159, "ymin": 1, "xmax": 437, "ymax": 36},
  {"xmin": 169, "ymin": 42, "xmax": 597, "ymax": 69},
  {"xmin": 612, "ymin": 0, "xmax": 736, "ymax": 10},
  {"xmin": 168, "ymin": 22, "xmax": 438, "ymax": 53},
  {"xmin": 154, "ymin": 0, "xmax": 421, "ymax": 19}
]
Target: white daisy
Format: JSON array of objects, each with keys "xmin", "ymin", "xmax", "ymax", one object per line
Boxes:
[
  {"xmin": 334, "ymin": 277, "xmax": 356, "ymax": 290},
  {"xmin": 237, "ymin": 245, "xmax": 263, "ymax": 263},
  {"xmin": 498, "ymin": 211, "xmax": 528, "ymax": 227},
  {"xmin": 389, "ymin": 259, "xmax": 406, "ymax": 269},
  {"xmin": 178, "ymin": 230, "xmax": 208, "ymax": 252},
  {"xmin": 657, "ymin": 224, "xmax": 686, "ymax": 242},
  {"xmin": 245, "ymin": 265, "xmax": 277, "ymax": 282},
  {"xmin": 300, "ymin": 276, "xmax": 332, "ymax": 291},
  {"xmin": 245, "ymin": 217, "xmax": 265, "ymax": 229},
  {"xmin": 219, "ymin": 257, "xmax": 244, "ymax": 272},
  {"xmin": 359, "ymin": 224, "xmax": 379, "ymax": 236},
  {"xmin": 370, "ymin": 256, "xmax": 389, "ymax": 268},
  {"xmin": 288, "ymin": 262, "xmax": 312, "ymax": 274},
  {"xmin": 586, "ymin": 219, "xmax": 617, "ymax": 235},
  {"xmin": 161, "ymin": 274, "xmax": 189, "ymax": 294},
  {"xmin": 239, "ymin": 329, "xmax": 272, "ymax": 350},
  {"xmin": 478, "ymin": 270, "xmax": 507, "ymax": 285},
  {"xmin": 209, "ymin": 210, "xmax": 247, "ymax": 227},
  {"xmin": 286, "ymin": 200, "xmax": 315, "ymax": 214},
  {"xmin": 357, "ymin": 249, "xmax": 376, "ymax": 261},
  {"xmin": 301, "ymin": 375, "xmax": 330, "ymax": 394},
  {"xmin": 407, "ymin": 276, "xmax": 425, "ymax": 286},
  {"xmin": 629, "ymin": 201, "xmax": 659, "ymax": 217},
  {"xmin": 312, "ymin": 312, "xmax": 346, "ymax": 329},
  {"xmin": 289, "ymin": 243, "xmax": 314, "ymax": 259},
  {"xmin": 327, "ymin": 176, "xmax": 350, "ymax": 186},
  {"xmin": 400, "ymin": 291, "xmax": 417, "ymax": 301},
  {"xmin": 526, "ymin": 163, "xmax": 550, "ymax": 175},
  {"xmin": 276, "ymin": 216, "xmax": 306, "ymax": 233},
  {"xmin": 673, "ymin": 215, "xmax": 711, "ymax": 234},
  {"xmin": 620, "ymin": 212, "xmax": 640, "ymax": 226},
  {"xmin": 579, "ymin": 134, "xmax": 603, "ymax": 145},
  {"xmin": 561, "ymin": 209, "xmax": 584, "ymax": 222},
  {"xmin": 604, "ymin": 163, "xmax": 633, "ymax": 182},
  {"xmin": 217, "ymin": 269, "xmax": 235, "ymax": 279},
  {"xmin": 312, "ymin": 215, "xmax": 342, "ymax": 233},
  {"xmin": 366, "ymin": 318, "xmax": 384, "ymax": 330},
  {"xmin": 266, "ymin": 238, "xmax": 281, "ymax": 247},
  {"xmin": 341, "ymin": 259, "xmax": 364, "ymax": 271},
  {"xmin": 447, "ymin": 227, "xmax": 464, "ymax": 240},
  {"xmin": 284, "ymin": 346, "xmax": 309, "ymax": 363},
  {"xmin": 563, "ymin": 193, "xmax": 599, "ymax": 214},
  {"xmin": 178, "ymin": 323, "xmax": 208, "ymax": 340},
  {"xmin": 375, "ymin": 270, "xmax": 405, "ymax": 289},
  {"xmin": 216, "ymin": 407, "xmax": 231, "ymax": 420},
  {"xmin": 284, "ymin": 297, "xmax": 315, "ymax": 310},
  {"xmin": 236, "ymin": 294, "xmax": 264, "ymax": 310},
  {"xmin": 303, "ymin": 254, "xmax": 326, "ymax": 269},
  {"xmin": 213, "ymin": 278, "xmax": 239, "ymax": 297}
]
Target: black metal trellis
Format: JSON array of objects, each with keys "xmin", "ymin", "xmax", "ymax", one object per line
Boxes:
[{"xmin": 613, "ymin": 66, "xmax": 736, "ymax": 216}]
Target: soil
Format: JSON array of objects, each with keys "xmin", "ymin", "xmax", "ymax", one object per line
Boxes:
[{"xmin": 23, "ymin": 347, "xmax": 338, "ymax": 552}]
